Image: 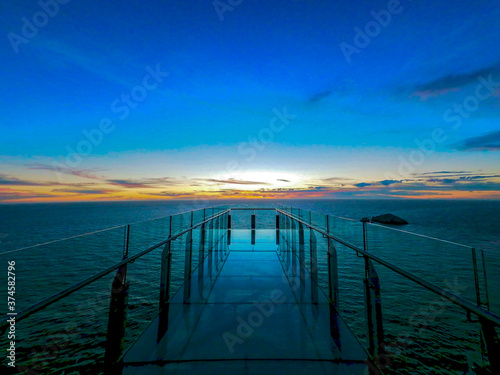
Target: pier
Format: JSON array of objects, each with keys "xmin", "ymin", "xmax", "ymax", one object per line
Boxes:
[{"xmin": 1, "ymin": 205, "xmax": 499, "ymax": 374}]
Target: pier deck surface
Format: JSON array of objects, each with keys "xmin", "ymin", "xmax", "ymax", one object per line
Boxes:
[{"xmin": 122, "ymin": 229, "xmax": 370, "ymax": 374}]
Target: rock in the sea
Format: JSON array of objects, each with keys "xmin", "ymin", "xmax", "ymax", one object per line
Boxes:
[
  {"xmin": 360, "ymin": 217, "xmax": 370, "ymax": 223},
  {"xmin": 370, "ymin": 213, "xmax": 408, "ymax": 225}
]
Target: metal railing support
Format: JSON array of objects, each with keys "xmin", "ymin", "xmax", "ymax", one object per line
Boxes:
[
  {"xmin": 183, "ymin": 230, "xmax": 193, "ymax": 304},
  {"xmin": 198, "ymin": 223, "xmax": 206, "ymax": 298},
  {"xmin": 251, "ymin": 211, "xmax": 256, "ymax": 229},
  {"xmin": 159, "ymin": 217, "xmax": 173, "ymax": 311},
  {"xmin": 291, "ymin": 219, "xmax": 297, "ymax": 273},
  {"xmin": 362, "ymin": 218, "xmax": 369, "ymax": 252},
  {"xmin": 104, "ymin": 224, "xmax": 130, "ymax": 373},
  {"xmin": 276, "ymin": 212, "xmax": 280, "ymax": 245},
  {"xmin": 104, "ymin": 264, "xmax": 129, "ymax": 373},
  {"xmin": 479, "ymin": 316, "xmax": 500, "ymax": 372},
  {"xmin": 472, "ymin": 248, "xmax": 482, "ymax": 307},
  {"xmin": 364, "ymin": 257, "xmax": 384, "ymax": 358},
  {"xmin": 299, "ymin": 221, "xmax": 306, "ymax": 297},
  {"xmin": 208, "ymin": 219, "xmax": 213, "ymax": 278},
  {"xmin": 328, "ymin": 239, "xmax": 339, "ymax": 310},
  {"xmin": 310, "ymin": 229, "xmax": 318, "ymax": 305}
]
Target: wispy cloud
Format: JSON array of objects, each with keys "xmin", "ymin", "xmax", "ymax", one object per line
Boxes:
[
  {"xmin": 0, "ymin": 174, "xmax": 50, "ymax": 186},
  {"xmin": 355, "ymin": 183, "xmax": 372, "ymax": 188},
  {"xmin": 0, "ymin": 188, "xmax": 60, "ymax": 201},
  {"xmin": 407, "ymin": 62, "xmax": 500, "ymax": 100},
  {"xmin": 452, "ymin": 130, "xmax": 500, "ymax": 151},
  {"xmin": 413, "ymin": 63, "xmax": 500, "ymax": 92},
  {"xmin": 195, "ymin": 178, "xmax": 271, "ymax": 186},
  {"xmin": 309, "ymin": 90, "xmax": 333, "ymax": 103},
  {"xmin": 26, "ymin": 163, "xmax": 103, "ymax": 180},
  {"xmin": 410, "ymin": 87, "xmax": 461, "ymax": 101},
  {"xmin": 106, "ymin": 177, "xmax": 180, "ymax": 188},
  {"xmin": 51, "ymin": 188, "xmax": 118, "ymax": 195},
  {"xmin": 379, "ymin": 180, "xmax": 402, "ymax": 186}
]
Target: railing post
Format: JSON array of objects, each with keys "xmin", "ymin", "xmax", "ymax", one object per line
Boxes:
[
  {"xmin": 472, "ymin": 248, "xmax": 482, "ymax": 307},
  {"xmin": 310, "ymin": 229, "xmax": 318, "ymax": 305},
  {"xmin": 183, "ymin": 212, "xmax": 194, "ymax": 303},
  {"xmin": 276, "ymin": 211, "xmax": 280, "ymax": 245},
  {"xmin": 159, "ymin": 217, "xmax": 173, "ymax": 310},
  {"xmin": 198, "ymin": 223, "xmax": 205, "ymax": 297},
  {"xmin": 291, "ymin": 219, "xmax": 297, "ymax": 274},
  {"xmin": 104, "ymin": 227, "xmax": 130, "ymax": 373},
  {"xmin": 251, "ymin": 210, "xmax": 256, "ymax": 229},
  {"xmin": 479, "ymin": 316, "xmax": 500, "ymax": 373},
  {"xmin": 227, "ymin": 210, "xmax": 232, "ymax": 246},
  {"xmin": 364, "ymin": 257, "xmax": 384, "ymax": 358},
  {"xmin": 328, "ymin": 239, "xmax": 339, "ymax": 310},
  {"xmin": 104, "ymin": 224, "xmax": 131, "ymax": 373},
  {"xmin": 298, "ymin": 221, "xmax": 305, "ymax": 297},
  {"xmin": 183, "ymin": 230, "xmax": 193, "ymax": 304},
  {"xmin": 104, "ymin": 267, "xmax": 129, "ymax": 373},
  {"xmin": 208, "ymin": 219, "xmax": 213, "ymax": 278},
  {"xmin": 362, "ymin": 218, "xmax": 369, "ymax": 252}
]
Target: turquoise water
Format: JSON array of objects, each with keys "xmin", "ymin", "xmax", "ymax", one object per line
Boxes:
[{"xmin": 0, "ymin": 199, "xmax": 499, "ymax": 374}]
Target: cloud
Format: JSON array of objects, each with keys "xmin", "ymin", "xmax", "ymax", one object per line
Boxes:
[
  {"xmin": 419, "ymin": 171, "xmax": 472, "ymax": 175},
  {"xmin": 51, "ymin": 188, "xmax": 118, "ymax": 195},
  {"xmin": 141, "ymin": 191, "xmax": 198, "ymax": 198},
  {"xmin": 321, "ymin": 177, "xmax": 354, "ymax": 182},
  {"xmin": 196, "ymin": 178, "xmax": 271, "ymax": 186},
  {"xmin": 0, "ymin": 188, "xmax": 60, "ymax": 201},
  {"xmin": 426, "ymin": 174, "xmax": 500, "ymax": 184},
  {"xmin": 0, "ymin": 175, "xmax": 49, "ymax": 186},
  {"xmin": 26, "ymin": 163, "xmax": 103, "ymax": 180},
  {"xmin": 277, "ymin": 179, "xmax": 290, "ymax": 182},
  {"xmin": 107, "ymin": 177, "xmax": 181, "ymax": 188},
  {"xmin": 407, "ymin": 63, "xmax": 500, "ymax": 101},
  {"xmin": 413, "ymin": 63, "xmax": 500, "ymax": 92},
  {"xmin": 410, "ymin": 87, "xmax": 461, "ymax": 101},
  {"xmin": 379, "ymin": 180, "xmax": 402, "ymax": 186},
  {"xmin": 309, "ymin": 90, "xmax": 333, "ymax": 103},
  {"xmin": 355, "ymin": 183, "xmax": 372, "ymax": 188},
  {"xmin": 427, "ymin": 178, "xmax": 458, "ymax": 184},
  {"xmin": 452, "ymin": 130, "xmax": 500, "ymax": 151}
]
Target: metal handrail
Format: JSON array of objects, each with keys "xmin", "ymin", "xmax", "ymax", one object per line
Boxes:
[
  {"xmin": 0, "ymin": 208, "xmax": 230, "ymax": 333},
  {"xmin": 276, "ymin": 205, "xmax": 496, "ymax": 251},
  {"xmin": 276, "ymin": 208, "xmax": 500, "ymax": 327}
]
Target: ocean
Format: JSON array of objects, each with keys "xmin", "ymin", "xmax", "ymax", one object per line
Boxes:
[{"xmin": 0, "ymin": 199, "xmax": 499, "ymax": 374}]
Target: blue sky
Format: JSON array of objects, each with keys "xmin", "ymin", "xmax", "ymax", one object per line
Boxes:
[{"xmin": 0, "ymin": 0, "xmax": 499, "ymax": 201}]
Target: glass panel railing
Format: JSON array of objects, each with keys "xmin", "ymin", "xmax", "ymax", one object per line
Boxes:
[
  {"xmin": 0, "ymin": 226, "xmax": 126, "ymax": 311},
  {"xmin": 366, "ymin": 223, "xmax": 479, "ymax": 306},
  {"xmin": 482, "ymin": 248, "xmax": 500, "ymax": 315},
  {"xmin": 277, "ymin": 207, "xmax": 498, "ymax": 374},
  {"xmin": 328, "ymin": 214, "xmax": 364, "ymax": 249},
  {"xmin": 128, "ymin": 216, "xmax": 170, "ymax": 256}
]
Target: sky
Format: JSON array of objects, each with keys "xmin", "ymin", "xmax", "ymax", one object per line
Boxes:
[{"xmin": 0, "ymin": 0, "xmax": 499, "ymax": 202}]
